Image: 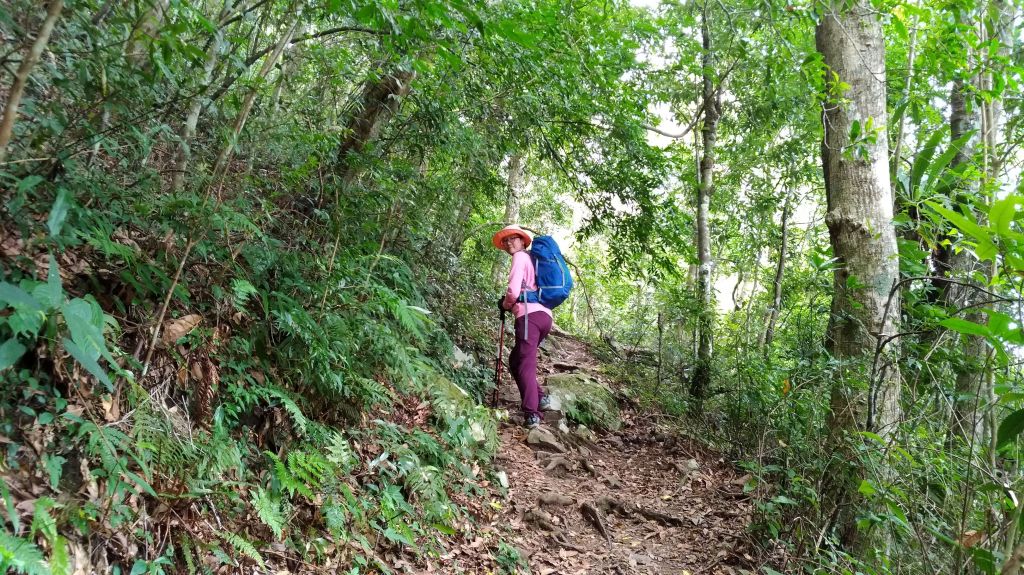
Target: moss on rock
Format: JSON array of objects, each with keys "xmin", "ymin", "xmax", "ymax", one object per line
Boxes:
[{"xmin": 544, "ymin": 372, "xmax": 620, "ymax": 431}]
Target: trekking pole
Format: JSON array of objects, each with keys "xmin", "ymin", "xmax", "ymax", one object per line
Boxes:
[{"xmin": 491, "ymin": 308, "xmax": 506, "ymax": 408}]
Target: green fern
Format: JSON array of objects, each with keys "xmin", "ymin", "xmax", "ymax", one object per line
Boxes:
[
  {"xmin": 230, "ymin": 279, "xmax": 259, "ymax": 312},
  {"xmin": 354, "ymin": 377, "xmax": 392, "ymax": 407},
  {"xmin": 266, "ymin": 452, "xmax": 313, "ymax": 499},
  {"xmin": 251, "ymin": 486, "xmax": 287, "ymax": 540},
  {"xmin": 0, "ymin": 532, "xmax": 50, "ymax": 575},
  {"xmin": 29, "ymin": 498, "xmax": 57, "ymax": 542},
  {"xmin": 326, "ymin": 432, "xmax": 357, "ymax": 473},
  {"xmin": 258, "ymin": 386, "xmax": 309, "ymax": 437},
  {"xmin": 286, "ymin": 450, "xmax": 330, "ymax": 491},
  {"xmin": 217, "ymin": 531, "xmax": 265, "ymax": 568},
  {"xmin": 178, "ymin": 535, "xmax": 197, "ymax": 575}
]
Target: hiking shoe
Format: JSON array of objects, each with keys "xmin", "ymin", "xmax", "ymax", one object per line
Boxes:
[
  {"xmin": 524, "ymin": 413, "xmax": 541, "ymax": 429},
  {"xmin": 539, "ymin": 394, "xmax": 552, "ymax": 411}
]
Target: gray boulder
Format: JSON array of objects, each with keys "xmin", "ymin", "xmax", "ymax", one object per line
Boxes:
[
  {"xmin": 544, "ymin": 372, "xmax": 620, "ymax": 431},
  {"xmin": 527, "ymin": 427, "xmax": 567, "ymax": 453}
]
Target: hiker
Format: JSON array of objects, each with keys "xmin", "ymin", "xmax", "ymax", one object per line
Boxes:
[{"xmin": 493, "ymin": 224, "xmax": 552, "ymax": 428}]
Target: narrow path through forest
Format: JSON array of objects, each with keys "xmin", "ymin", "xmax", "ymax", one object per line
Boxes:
[{"xmin": 484, "ymin": 330, "xmax": 755, "ymax": 574}]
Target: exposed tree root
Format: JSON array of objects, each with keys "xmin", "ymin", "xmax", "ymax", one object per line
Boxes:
[
  {"xmin": 544, "ymin": 456, "xmax": 573, "ymax": 476},
  {"xmin": 601, "ymin": 473, "xmax": 623, "ymax": 489},
  {"xmin": 525, "ymin": 507, "xmax": 560, "ymax": 532},
  {"xmin": 580, "ymin": 501, "xmax": 611, "ymax": 544},
  {"xmin": 595, "ymin": 496, "xmax": 687, "ymax": 527},
  {"xmin": 548, "ymin": 533, "xmax": 585, "ymax": 553},
  {"xmin": 538, "ymin": 493, "xmax": 574, "ymax": 507}
]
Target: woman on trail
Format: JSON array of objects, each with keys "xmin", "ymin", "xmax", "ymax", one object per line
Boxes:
[{"xmin": 492, "ymin": 224, "xmax": 552, "ymax": 428}]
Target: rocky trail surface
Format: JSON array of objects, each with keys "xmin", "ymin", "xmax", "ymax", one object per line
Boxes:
[{"xmin": 485, "ymin": 329, "xmax": 756, "ymax": 575}]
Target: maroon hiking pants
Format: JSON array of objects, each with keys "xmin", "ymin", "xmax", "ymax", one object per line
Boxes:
[{"xmin": 509, "ymin": 311, "xmax": 552, "ymax": 417}]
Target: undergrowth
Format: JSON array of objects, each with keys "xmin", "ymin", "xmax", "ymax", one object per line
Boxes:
[{"xmin": 1, "ymin": 149, "xmax": 509, "ymax": 573}]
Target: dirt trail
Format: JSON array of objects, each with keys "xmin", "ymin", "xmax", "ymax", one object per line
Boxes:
[{"xmin": 489, "ymin": 329, "xmax": 754, "ymax": 574}]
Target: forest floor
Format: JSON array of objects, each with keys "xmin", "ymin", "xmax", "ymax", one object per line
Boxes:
[{"xmin": 476, "ymin": 329, "xmax": 757, "ymax": 575}]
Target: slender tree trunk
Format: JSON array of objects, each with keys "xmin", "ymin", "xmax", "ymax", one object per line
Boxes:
[
  {"xmin": 732, "ymin": 266, "xmax": 745, "ymax": 311},
  {"xmin": 336, "ymin": 67, "xmax": 416, "ymax": 188},
  {"xmin": 656, "ymin": 311, "xmax": 664, "ymax": 392},
  {"xmin": 690, "ymin": 7, "xmax": 719, "ymax": 405},
  {"xmin": 171, "ymin": 2, "xmax": 234, "ymax": 191},
  {"xmin": 984, "ymin": 0, "xmax": 1014, "ymax": 182},
  {"xmin": 0, "ymin": 0, "xmax": 63, "ymax": 164},
  {"xmin": 889, "ymin": 0, "xmax": 922, "ymax": 191},
  {"xmin": 763, "ymin": 197, "xmax": 790, "ymax": 351},
  {"xmin": 270, "ymin": 24, "xmax": 306, "ymax": 113},
  {"xmin": 492, "ymin": 153, "xmax": 525, "ymax": 285},
  {"xmin": 946, "ymin": 68, "xmax": 988, "ymax": 445},
  {"xmin": 448, "ymin": 194, "xmax": 475, "ymax": 254},
  {"xmin": 816, "ymin": 0, "xmax": 902, "ymax": 553},
  {"xmin": 126, "ymin": 0, "xmax": 169, "ymax": 67},
  {"xmin": 211, "ymin": 18, "xmax": 298, "ymax": 185}
]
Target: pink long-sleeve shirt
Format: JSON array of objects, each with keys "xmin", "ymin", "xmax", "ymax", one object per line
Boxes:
[{"xmin": 503, "ymin": 251, "xmax": 553, "ymax": 319}]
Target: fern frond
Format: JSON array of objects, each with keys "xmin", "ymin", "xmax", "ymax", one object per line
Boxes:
[
  {"xmin": 217, "ymin": 531, "xmax": 265, "ymax": 568},
  {"xmin": 326, "ymin": 432, "xmax": 357, "ymax": 473},
  {"xmin": 0, "ymin": 532, "xmax": 50, "ymax": 575},
  {"xmin": 179, "ymin": 535, "xmax": 197, "ymax": 575},
  {"xmin": 251, "ymin": 486, "xmax": 287, "ymax": 540},
  {"xmin": 230, "ymin": 279, "xmax": 259, "ymax": 312},
  {"xmin": 286, "ymin": 450, "xmax": 329, "ymax": 491},
  {"xmin": 354, "ymin": 377, "xmax": 392, "ymax": 408},
  {"xmin": 259, "ymin": 386, "xmax": 309, "ymax": 437},
  {"xmin": 266, "ymin": 452, "xmax": 312, "ymax": 499}
]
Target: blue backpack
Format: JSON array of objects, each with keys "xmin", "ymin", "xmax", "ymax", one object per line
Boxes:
[{"xmin": 523, "ymin": 235, "xmax": 573, "ymax": 309}]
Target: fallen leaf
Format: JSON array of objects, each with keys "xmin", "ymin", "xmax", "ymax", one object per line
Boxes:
[
  {"xmin": 960, "ymin": 529, "xmax": 984, "ymax": 548},
  {"xmin": 159, "ymin": 314, "xmax": 202, "ymax": 348},
  {"xmin": 101, "ymin": 394, "xmax": 119, "ymax": 422}
]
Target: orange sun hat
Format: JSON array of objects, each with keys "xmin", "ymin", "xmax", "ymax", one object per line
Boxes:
[{"xmin": 491, "ymin": 224, "xmax": 533, "ymax": 250}]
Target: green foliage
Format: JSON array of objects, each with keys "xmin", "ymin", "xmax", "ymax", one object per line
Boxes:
[
  {"xmin": 217, "ymin": 531, "xmax": 265, "ymax": 568},
  {"xmin": 2, "ymin": 0, "xmax": 1022, "ymax": 572},
  {"xmin": 0, "ymin": 533, "xmax": 49, "ymax": 575},
  {"xmin": 494, "ymin": 540, "xmax": 528, "ymax": 574},
  {"xmin": 251, "ymin": 487, "xmax": 287, "ymax": 540}
]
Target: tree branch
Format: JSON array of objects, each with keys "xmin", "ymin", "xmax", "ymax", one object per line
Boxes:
[
  {"xmin": 642, "ymin": 54, "xmax": 740, "ymax": 141},
  {"xmin": 206, "ymin": 25, "xmax": 386, "ymax": 105}
]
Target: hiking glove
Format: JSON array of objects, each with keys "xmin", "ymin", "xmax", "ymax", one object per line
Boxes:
[{"xmin": 497, "ymin": 296, "xmax": 507, "ymax": 313}]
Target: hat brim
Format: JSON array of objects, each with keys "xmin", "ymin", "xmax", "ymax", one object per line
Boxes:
[{"xmin": 492, "ymin": 229, "xmax": 532, "ymax": 250}]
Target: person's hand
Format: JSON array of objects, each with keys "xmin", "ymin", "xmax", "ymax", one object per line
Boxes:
[{"xmin": 497, "ymin": 296, "xmax": 507, "ymax": 313}]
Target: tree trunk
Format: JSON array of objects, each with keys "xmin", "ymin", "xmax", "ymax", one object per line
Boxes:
[
  {"xmin": 946, "ymin": 69, "xmax": 988, "ymax": 446},
  {"xmin": 211, "ymin": 18, "xmax": 299, "ymax": 185},
  {"xmin": 126, "ymin": 0, "xmax": 169, "ymax": 67},
  {"xmin": 492, "ymin": 153, "xmax": 525, "ymax": 285},
  {"xmin": 270, "ymin": 24, "xmax": 306, "ymax": 113},
  {"xmin": 0, "ymin": 0, "xmax": 63, "ymax": 164},
  {"xmin": 690, "ymin": 8, "xmax": 719, "ymax": 405},
  {"xmin": 170, "ymin": 1, "xmax": 235, "ymax": 191},
  {"xmin": 336, "ymin": 67, "xmax": 416, "ymax": 188},
  {"xmin": 762, "ymin": 197, "xmax": 790, "ymax": 351},
  {"xmin": 816, "ymin": 0, "xmax": 902, "ymax": 553}
]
